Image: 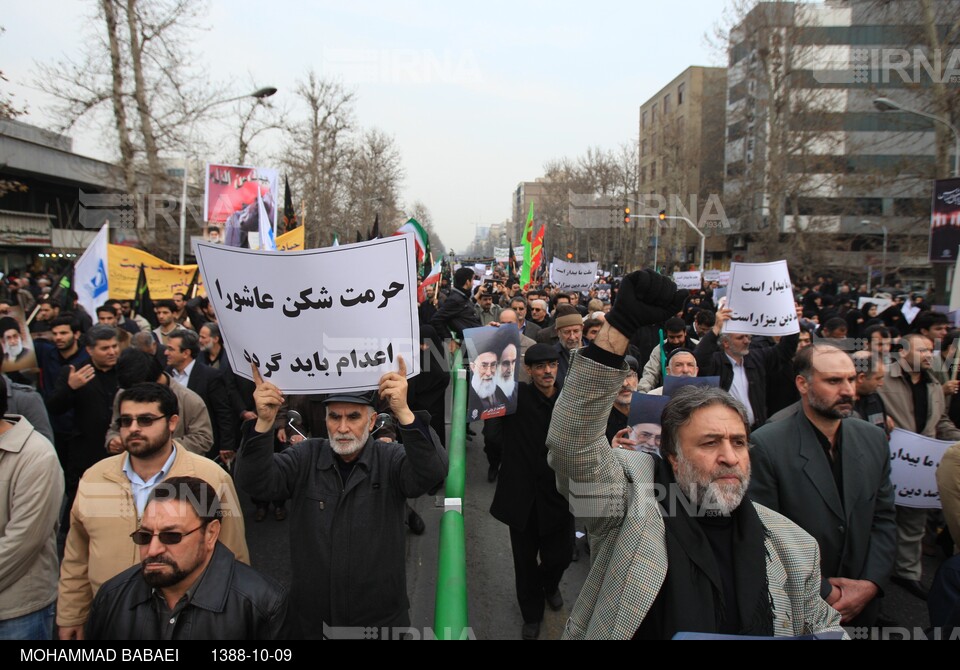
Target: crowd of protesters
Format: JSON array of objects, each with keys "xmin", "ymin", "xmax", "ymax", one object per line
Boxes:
[{"xmin": 0, "ymin": 262, "xmax": 958, "ymax": 641}]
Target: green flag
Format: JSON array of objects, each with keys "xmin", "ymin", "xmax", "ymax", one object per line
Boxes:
[{"xmin": 520, "ymin": 201, "xmax": 535, "ymax": 288}]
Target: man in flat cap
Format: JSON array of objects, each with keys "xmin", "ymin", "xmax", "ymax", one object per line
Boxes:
[
  {"xmin": 237, "ymin": 357, "xmax": 448, "ymax": 638},
  {"xmin": 490, "ymin": 343, "xmax": 573, "ymax": 640}
]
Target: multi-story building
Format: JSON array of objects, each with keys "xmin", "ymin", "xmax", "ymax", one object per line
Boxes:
[
  {"xmin": 512, "ymin": 179, "xmax": 550, "ymax": 242},
  {"xmin": 721, "ymin": 0, "xmax": 956, "ymax": 285},
  {"xmin": 638, "ymin": 66, "xmax": 728, "ymax": 270}
]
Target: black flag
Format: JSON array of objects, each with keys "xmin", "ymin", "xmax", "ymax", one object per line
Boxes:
[
  {"xmin": 133, "ymin": 264, "xmax": 158, "ymax": 329},
  {"xmin": 368, "ymin": 213, "xmax": 380, "ymax": 241},
  {"xmin": 507, "ymin": 239, "xmax": 518, "ymax": 286},
  {"xmin": 282, "ymin": 176, "xmax": 298, "ymax": 234}
]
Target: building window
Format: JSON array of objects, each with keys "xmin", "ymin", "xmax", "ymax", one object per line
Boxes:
[
  {"xmin": 664, "ymin": 94, "xmax": 671, "ymax": 115},
  {"xmin": 641, "ymin": 140, "xmax": 647, "ymax": 157},
  {"xmin": 651, "ymin": 161, "xmax": 656, "ymax": 181},
  {"xmin": 678, "ymin": 83, "xmax": 685, "ymax": 105},
  {"xmin": 642, "ymin": 111, "xmax": 648, "ymax": 128},
  {"xmin": 652, "ymin": 103, "xmax": 657, "ymax": 124}
]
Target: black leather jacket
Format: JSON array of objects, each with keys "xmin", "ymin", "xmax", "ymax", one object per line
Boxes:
[
  {"xmin": 430, "ymin": 287, "xmax": 481, "ymax": 339},
  {"xmin": 85, "ymin": 542, "xmax": 293, "ymax": 640}
]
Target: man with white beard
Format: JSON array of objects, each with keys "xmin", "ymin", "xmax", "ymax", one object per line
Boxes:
[
  {"xmin": 237, "ymin": 357, "xmax": 448, "ymax": 637},
  {"xmin": 547, "ymin": 269, "xmax": 844, "ymax": 639},
  {"xmin": 497, "ymin": 343, "xmax": 519, "ymax": 401},
  {"xmin": 467, "ymin": 329, "xmax": 511, "ymax": 422}
]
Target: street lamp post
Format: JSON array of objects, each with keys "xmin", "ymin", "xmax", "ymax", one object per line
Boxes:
[
  {"xmin": 629, "ymin": 213, "xmax": 705, "ymax": 273},
  {"xmin": 178, "ymin": 87, "xmax": 278, "ymax": 265},
  {"xmin": 874, "ymin": 97, "xmax": 960, "ymax": 177},
  {"xmin": 860, "ymin": 219, "xmax": 888, "ymax": 292}
]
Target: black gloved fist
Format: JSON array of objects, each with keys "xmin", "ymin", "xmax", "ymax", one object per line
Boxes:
[{"xmin": 606, "ymin": 270, "xmax": 687, "ymax": 337}]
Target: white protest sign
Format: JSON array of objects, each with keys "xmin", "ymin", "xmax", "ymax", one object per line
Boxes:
[
  {"xmin": 703, "ymin": 270, "xmax": 721, "ymax": 283},
  {"xmin": 902, "ymin": 298, "xmax": 921, "ymax": 324},
  {"xmin": 718, "ymin": 271, "xmax": 731, "ymax": 286},
  {"xmin": 550, "ymin": 258, "xmax": 598, "ymax": 292},
  {"xmin": 194, "ymin": 236, "xmax": 419, "ymax": 393},
  {"xmin": 722, "ymin": 260, "xmax": 799, "ymax": 336},
  {"xmin": 889, "ymin": 428, "xmax": 953, "ymax": 509},
  {"xmin": 858, "ymin": 296, "xmax": 893, "ymax": 315},
  {"xmin": 673, "ymin": 271, "xmax": 702, "ymax": 290},
  {"xmin": 493, "ymin": 246, "xmax": 524, "ymax": 262}
]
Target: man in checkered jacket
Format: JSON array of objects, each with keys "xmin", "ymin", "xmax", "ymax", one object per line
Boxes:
[{"xmin": 546, "ymin": 270, "xmax": 845, "ymax": 640}]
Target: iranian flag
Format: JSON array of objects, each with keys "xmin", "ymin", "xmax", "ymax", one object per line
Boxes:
[
  {"xmin": 394, "ymin": 218, "xmax": 430, "ymax": 267},
  {"xmin": 418, "ymin": 259, "xmax": 443, "ymax": 303}
]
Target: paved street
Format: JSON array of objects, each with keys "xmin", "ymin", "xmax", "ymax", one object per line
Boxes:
[{"xmin": 243, "ymin": 417, "xmax": 947, "ymax": 640}]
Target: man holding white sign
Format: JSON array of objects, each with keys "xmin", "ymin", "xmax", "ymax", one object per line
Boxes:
[
  {"xmin": 693, "ymin": 307, "xmax": 798, "ymax": 430},
  {"xmin": 879, "ymin": 333, "xmax": 960, "ymax": 600},
  {"xmin": 194, "ymin": 237, "xmax": 421, "ymax": 394},
  {"xmin": 236, "ymin": 357, "xmax": 447, "ymax": 637}
]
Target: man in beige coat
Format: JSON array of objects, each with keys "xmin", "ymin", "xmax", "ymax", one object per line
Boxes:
[
  {"xmin": 57, "ymin": 382, "xmax": 248, "ymax": 640},
  {"xmin": 103, "ymin": 348, "xmax": 213, "ymax": 456},
  {"xmin": 0, "ymin": 377, "xmax": 64, "ymax": 639},
  {"xmin": 878, "ymin": 333, "xmax": 960, "ymax": 599}
]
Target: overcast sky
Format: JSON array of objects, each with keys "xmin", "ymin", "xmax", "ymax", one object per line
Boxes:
[{"xmin": 4, "ymin": 1, "xmax": 731, "ymax": 251}]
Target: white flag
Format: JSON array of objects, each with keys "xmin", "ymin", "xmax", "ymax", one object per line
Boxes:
[
  {"xmin": 258, "ymin": 193, "xmax": 276, "ymax": 251},
  {"xmin": 74, "ymin": 223, "xmax": 110, "ymax": 319}
]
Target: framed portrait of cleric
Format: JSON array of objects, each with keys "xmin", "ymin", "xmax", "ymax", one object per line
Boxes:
[
  {"xmin": 463, "ymin": 324, "xmax": 521, "ymax": 421},
  {"xmin": 624, "ymin": 393, "xmax": 671, "ymax": 456},
  {"xmin": 0, "ymin": 315, "xmax": 38, "ymax": 385}
]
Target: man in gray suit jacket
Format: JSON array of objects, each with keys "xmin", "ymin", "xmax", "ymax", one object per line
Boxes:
[{"xmin": 749, "ymin": 343, "xmax": 896, "ymax": 625}]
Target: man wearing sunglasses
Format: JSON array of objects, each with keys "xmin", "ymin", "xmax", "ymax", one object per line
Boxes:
[
  {"xmin": 85, "ymin": 476, "xmax": 291, "ymax": 640},
  {"xmin": 57, "ymin": 383, "xmax": 248, "ymax": 640}
]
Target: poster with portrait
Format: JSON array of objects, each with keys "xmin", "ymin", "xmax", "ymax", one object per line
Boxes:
[
  {"xmin": 204, "ymin": 163, "xmax": 279, "ymax": 248},
  {"xmin": 463, "ymin": 324, "xmax": 521, "ymax": 421},
  {"xmin": 623, "ymin": 393, "xmax": 671, "ymax": 455},
  {"xmin": 0, "ymin": 315, "xmax": 38, "ymax": 385}
]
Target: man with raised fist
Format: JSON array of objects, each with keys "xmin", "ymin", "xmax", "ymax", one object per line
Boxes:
[{"xmin": 546, "ymin": 269, "xmax": 844, "ymax": 639}]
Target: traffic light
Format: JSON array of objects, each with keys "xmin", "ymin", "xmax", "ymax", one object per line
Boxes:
[
  {"xmin": 659, "ymin": 210, "xmax": 666, "ymax": 221},
  {"xmin": 624, "ymin": 207, "xmax": 631, "ymax": 225}
]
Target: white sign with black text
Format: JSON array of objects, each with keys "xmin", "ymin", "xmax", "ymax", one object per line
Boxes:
[
  {"xmin": 194, "ymin": 236, "xmax": 420, "ymax": 393},
  {"xmin": 550, "ymin": 258, "xmax": 598, "ymax": 292},
  {"xmin": 888, "ymin": 428, "xmax": 952, "ymax": 509},
  {"xmin": 722, "ymin": 260, "xmax": 799, "ymax": 336}
]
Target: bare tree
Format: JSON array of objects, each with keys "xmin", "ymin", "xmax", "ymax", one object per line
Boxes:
[
  {"xmin": 0, "ymin": 27, "xmax": 29, "ymax": 199},
  {"xmin": 344, "ymin": 128, "xmax": 405, "ymax": 234},
  {"xmin": 34, "ymin": 0, "xmax": 222, "ymax": 258},
  {"xmin": 280, "ymin": 71, "xmax": 355, "ymax": 249},
  {"xmin": 406, "ymin": 199, "xmax": 446, "ymax": 259}
]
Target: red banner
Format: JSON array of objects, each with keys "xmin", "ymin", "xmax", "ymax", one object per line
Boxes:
[{"xmin": 203, "ymin": 163, "xmax": 278, "ymax": 247}]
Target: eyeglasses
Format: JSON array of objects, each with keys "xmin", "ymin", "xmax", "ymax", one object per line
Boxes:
[
  {"xmin": 116, "ymin": 414, "xmax": 169, "ymax": 429},
  {"xmin": 474, "ymin": 361, "xmax": 498, "ymax": 372},
  {"xmin": 130, "ymin": 525, "xmax": 203, "ymax": 545}
]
